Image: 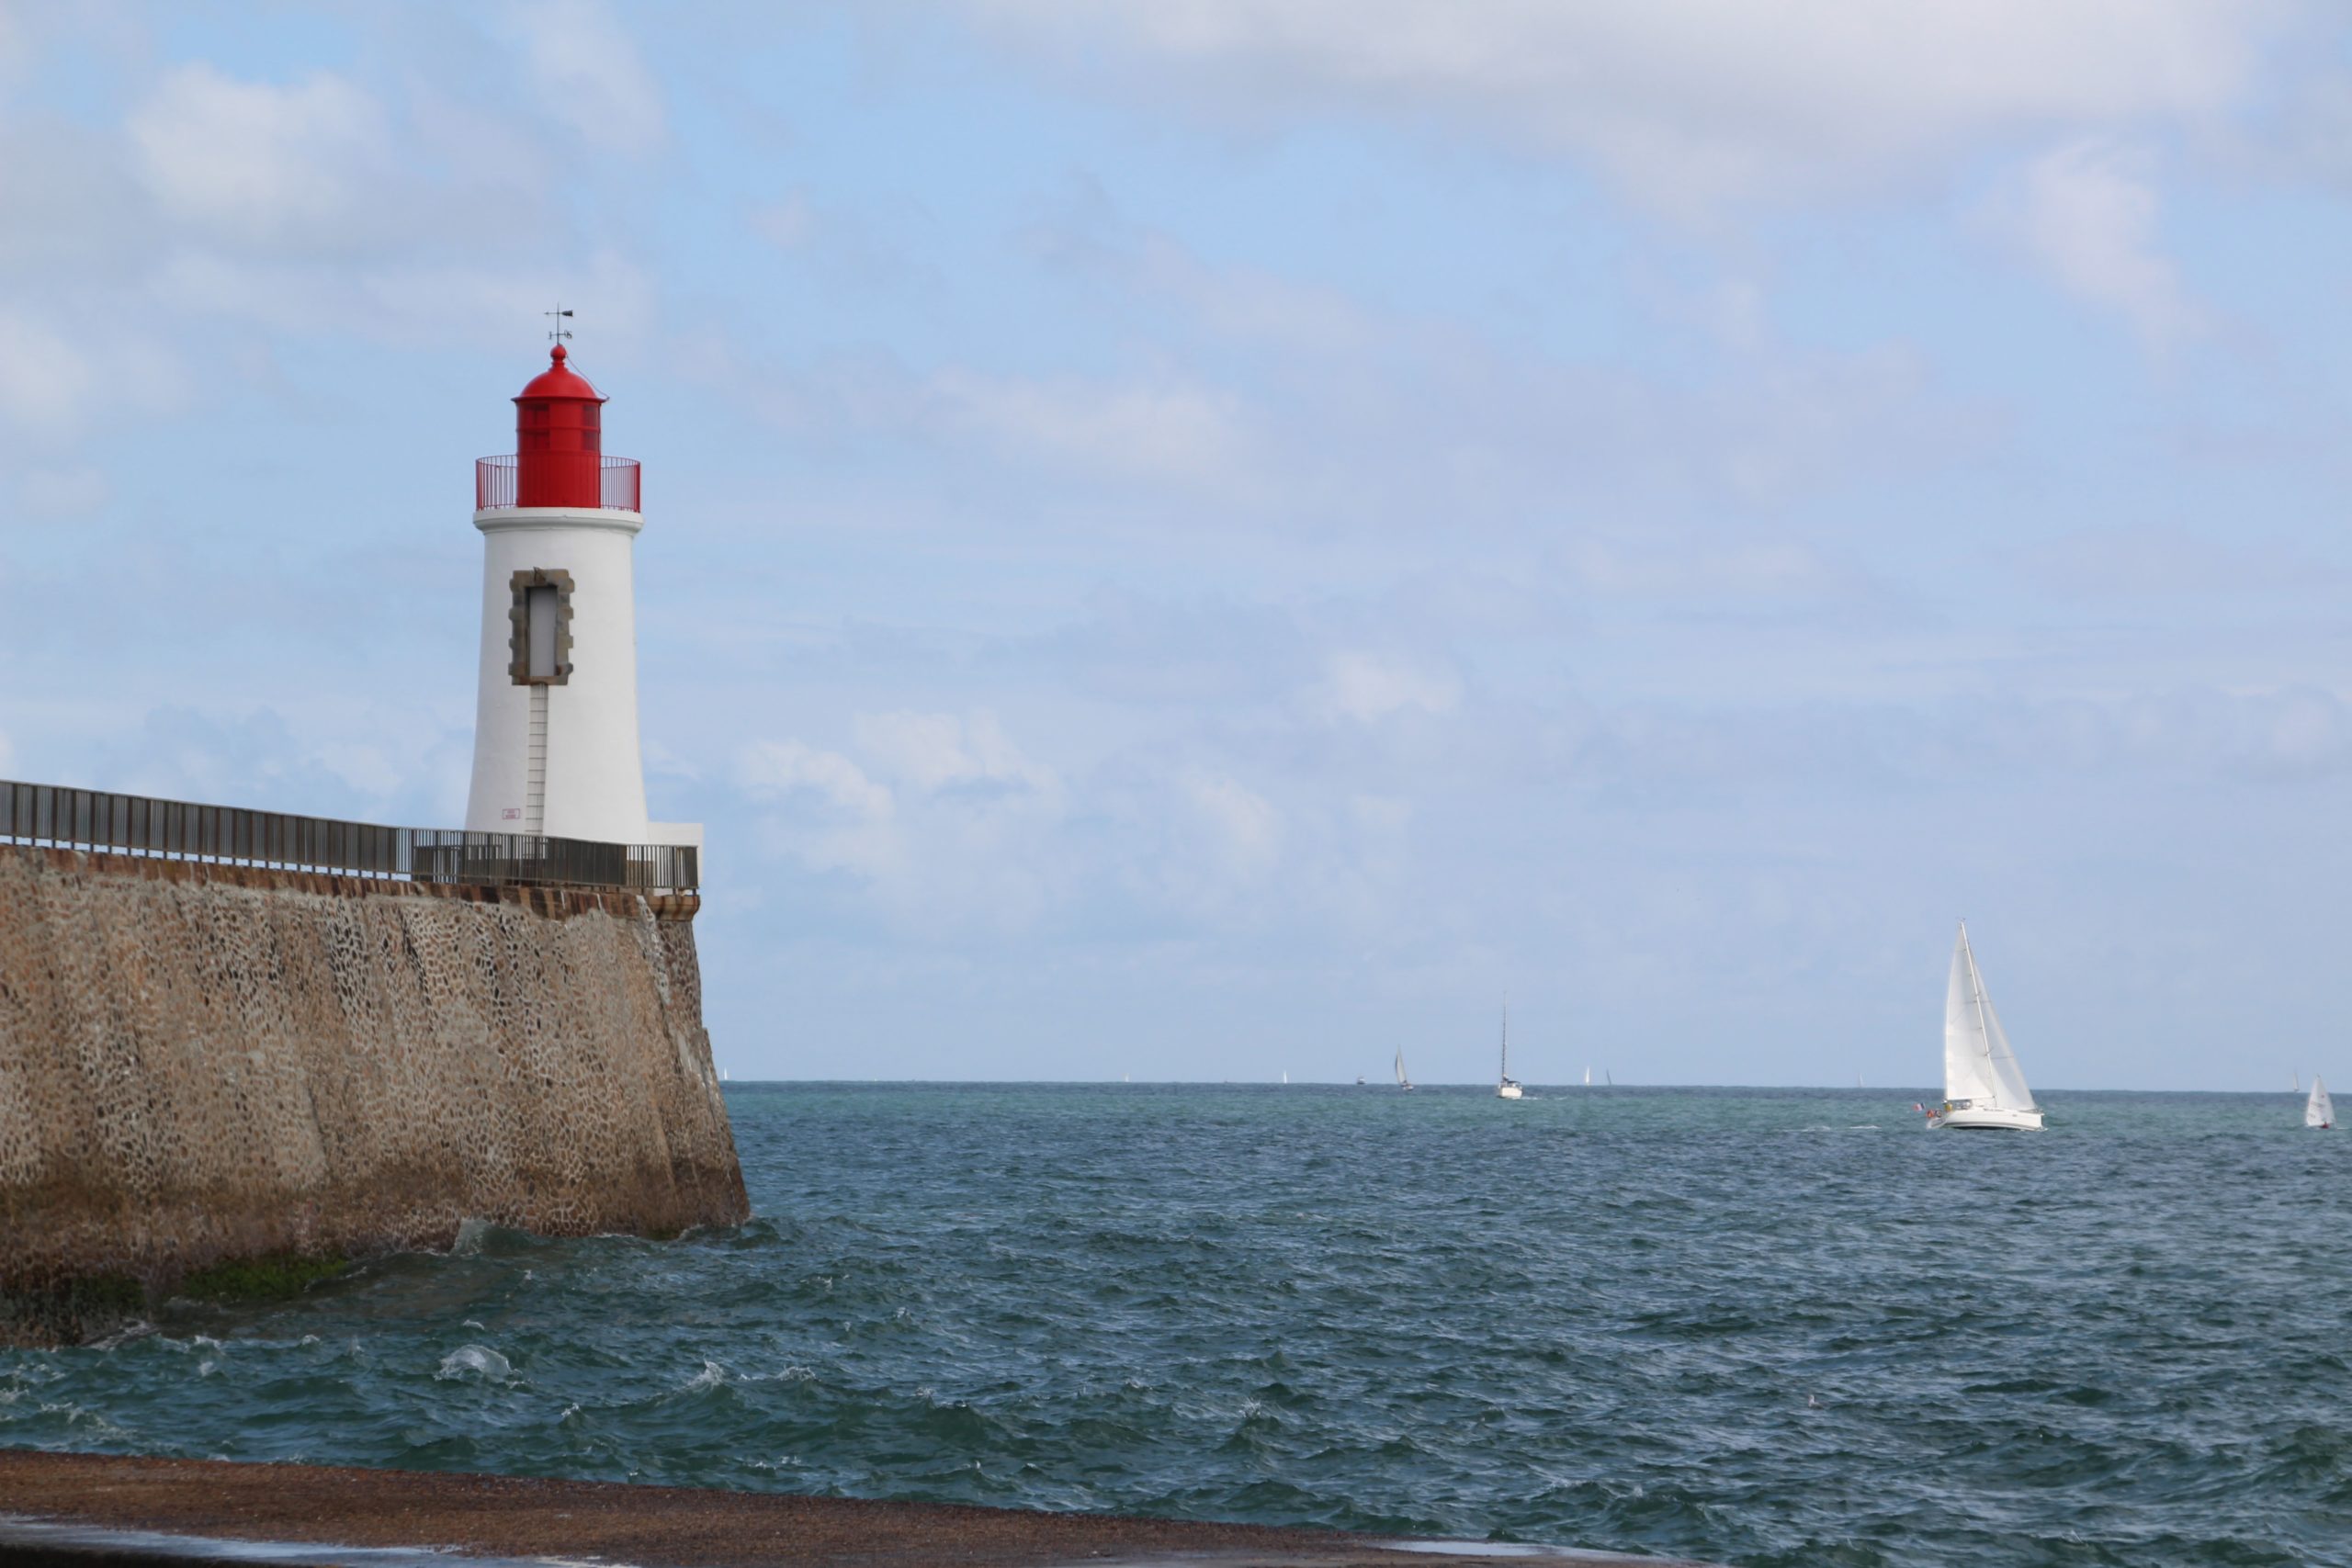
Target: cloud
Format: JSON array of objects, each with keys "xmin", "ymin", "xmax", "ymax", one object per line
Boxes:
[
  {"xmin": 1184, "ymin": 770, "xmax": 1282, "ymax": 874},
  {"xmin": 735, "ymin": 738, "xmax": 900, "ymax": 881},
  {"xmin": 0, "ymin": 310, "xmax": 98, "ymax": 437},
  {"xmin": 929, "ymin": 368, "xmax": 1255, "ymax": 488},
  {"xmin": 966, "ymin": 0, "xmax": 2277, "ymax": 212},
  {"xmin": 852, "ymin": 710, "xmax": 1060, "ymax": 799},
  {"xmin": 0, "ymin": 310, "xmax": 187, "ymax": 444},
  {"xmin": 733, "ymin": 714, "xmax": 1070, "ymax": 934},
  {"xmin": 737, "ymin": 739, "xmax": 895, "ymax": 819},
  {"xmin": 1992, "ymin": 138, "xmax": 2205, "ymax": 348},
  {"xmin": 506, "ymin": 0, "xmax": 666, "ymax": 153},
  {"xmin": 1315, "ymin": 650, "xmax": 1462, "ymax": 724},
  {"xmin": 128, "ymin": 65, "xmax": 391, "ymax": 248}
]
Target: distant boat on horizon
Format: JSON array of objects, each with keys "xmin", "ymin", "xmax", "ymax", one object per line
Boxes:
[
  {"xmin": 2308, "ymin": 1075, "xmax": 2333, "ymax": 1130},
  {"xmin": 1497, "ymin": 1004, "xmax": 1522, "ymax": 1100},
  {"xmin": 1395, "ymin": 1046, "xmax": 1414, "ymax": 1092},
  {"xmin": 1924, "ymin": 920, "xmax": 2044, "ymax": 1132}
]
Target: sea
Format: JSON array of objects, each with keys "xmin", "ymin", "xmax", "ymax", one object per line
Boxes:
[{"xmin": 4, "ymin": 1085, "xmax": 2347, "ymax": 1568}]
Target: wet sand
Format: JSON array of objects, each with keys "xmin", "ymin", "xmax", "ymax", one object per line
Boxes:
[{"xmin": 0, "ymin": 1450, "xmax": 1706, "ymax": 1566}]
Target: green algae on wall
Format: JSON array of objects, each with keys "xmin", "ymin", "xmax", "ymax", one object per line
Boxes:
[{"xmin": 0, "ymin": 846, "xmax": 749, "ymax": 1345}]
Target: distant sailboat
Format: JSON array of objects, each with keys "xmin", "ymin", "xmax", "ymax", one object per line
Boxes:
[
  {"xmin": 1497, "ymin": 1005, "xmax": 1522, "ymax": 1099},
  {"xmin": 1925, "ymin": 920, "xmax": 2044, "ymax": 1132},
  {"xmin": 1583, "ymin": 1066, "xmax": 1592, "ymax": 1087},
  {"xmin": 1282, "ymin": 1070, "xmax": 1289, "ymax": 1085},
  {"xmin": 2308, "ymin": 1075, "xmax": 2333, "ymax": 1130},
  {"xmin": 1605, "ymin": 1070, "xmax": 1612, "ymax": 1087},
  {"xmin": 1395, "ymin": 1046, "xmax": 1414, "ymax": 1092}
]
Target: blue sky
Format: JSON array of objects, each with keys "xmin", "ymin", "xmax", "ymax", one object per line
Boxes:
[{"xmin": 5, "ymin": 2, "xmax": 2352, "ymax": 1089}]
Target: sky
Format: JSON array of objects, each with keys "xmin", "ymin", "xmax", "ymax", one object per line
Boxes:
[{"xmin": 4, "ymin": 2, "xmax": 2352, "ymax": 1089}]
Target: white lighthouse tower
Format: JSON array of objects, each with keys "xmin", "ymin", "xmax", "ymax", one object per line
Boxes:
[{"xmin": 464, "ymin": 342, "xmax": 685, "ymax": 850}]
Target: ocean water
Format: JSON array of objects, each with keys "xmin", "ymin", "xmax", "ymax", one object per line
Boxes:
[{"xmin": 4, "ymin": 1085, "xmax": 2348, "ymax": 1567}]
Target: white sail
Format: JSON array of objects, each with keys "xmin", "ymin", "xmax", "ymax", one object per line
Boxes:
[
  {"xmin": 2309, "ymin": 1075, "xmax": 2333, "ymax": 1129},
  {"xmin": 1395, "ymin": 1048, "xmax": 1407, "ymax": 1087},
  {"xmin": 1945, "ymin": 923, "xmax": 2036, "ymax": 1111}
]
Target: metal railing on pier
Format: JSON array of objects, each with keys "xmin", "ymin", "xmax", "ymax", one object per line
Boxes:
[{"xmin": 0, "ymin": 779, "xmax": 696, "ymax": 895}]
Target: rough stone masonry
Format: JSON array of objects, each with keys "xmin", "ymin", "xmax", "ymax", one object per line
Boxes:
[{"xmin": 0, "ymin": 845, "xmax": 749, "ymax": 1343}]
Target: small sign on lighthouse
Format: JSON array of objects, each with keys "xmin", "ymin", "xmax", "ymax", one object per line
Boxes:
[{"xmin": 463, "ymin": 336, "xmax": 697, "ymax": 854}]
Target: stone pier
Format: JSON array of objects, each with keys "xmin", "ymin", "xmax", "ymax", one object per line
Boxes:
[{"xmin": 0, "ymin": 844, "xmax": 747, "ymax": 1343}]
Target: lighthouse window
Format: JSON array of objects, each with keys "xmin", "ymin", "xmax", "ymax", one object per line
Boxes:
[
  {"xmin": 527, "ymin": 586, "xmax": 559, "ymax": 679},
  {"xmin": 505, "ymin": 569, "xmax": 573, "ymax": 685}
]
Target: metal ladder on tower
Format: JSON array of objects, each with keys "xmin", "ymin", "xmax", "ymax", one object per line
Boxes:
[{"xmin": 525, "ymin": 685, "xmax": 548, "ymax": 834}]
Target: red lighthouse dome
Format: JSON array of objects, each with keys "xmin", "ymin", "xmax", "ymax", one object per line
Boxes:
[
  {"xmin": 475, "ymin": 344, "xmax": 641, "ymax": 513},
  {"xmin": 514, "ymin": 344, "xmax": 605, "ymax": 508}
]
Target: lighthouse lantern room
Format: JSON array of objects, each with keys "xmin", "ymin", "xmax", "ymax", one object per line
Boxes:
[{"xmin": 466, "ymin": 343, "xmax": 680, "ymax": 849}]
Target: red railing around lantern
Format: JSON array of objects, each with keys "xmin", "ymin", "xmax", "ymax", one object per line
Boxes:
[{"xmin": 475, "ymin": 455, "xmax": 641, "ymax": 512}]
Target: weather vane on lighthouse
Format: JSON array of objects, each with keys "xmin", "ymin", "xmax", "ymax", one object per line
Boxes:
[{"xmin": 546, "ymin": 304, "xmax": 574, "ymax": 345}]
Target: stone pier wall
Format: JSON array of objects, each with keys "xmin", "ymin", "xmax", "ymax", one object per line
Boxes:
[{"xmin": 0, "ymin": 845, "xmax": 748, "ymax": 1341}]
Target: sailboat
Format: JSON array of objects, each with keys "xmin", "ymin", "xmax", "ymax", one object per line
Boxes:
[
  {"xmin": 1394, "ymin": 1046, "xmax": 1414, "ymax": 1092},
  {"xmin": 1497, "ymin": 1005, "xmax": 1523, "ymax": 1100},
  {"xmin": 2308, "ymin": 1075, "xmax": 2333, "ymax": 1130},
  {"xmin": 1925, "ymin": 921, "xmax": 2045, "ymax": 1131}
]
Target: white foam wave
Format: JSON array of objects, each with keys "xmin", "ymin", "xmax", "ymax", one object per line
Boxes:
[{"xmin": 435, "ymin": 1344, "xmax": 511, "ymax": 1382}]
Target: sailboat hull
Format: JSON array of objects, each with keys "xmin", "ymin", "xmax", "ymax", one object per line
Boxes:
[
  {"xmin": 1927, "ymin": 1105, "xmax": 2044, "ymax": 1131},
  {"xmin": 1496, "ymin": 1083, "xmax": 1522, "ymax": 1100}
]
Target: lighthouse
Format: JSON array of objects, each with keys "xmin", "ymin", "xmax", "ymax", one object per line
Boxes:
[{"xmin": 465, "ymin": 343, "xmax": 682, "ymax": 849}]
